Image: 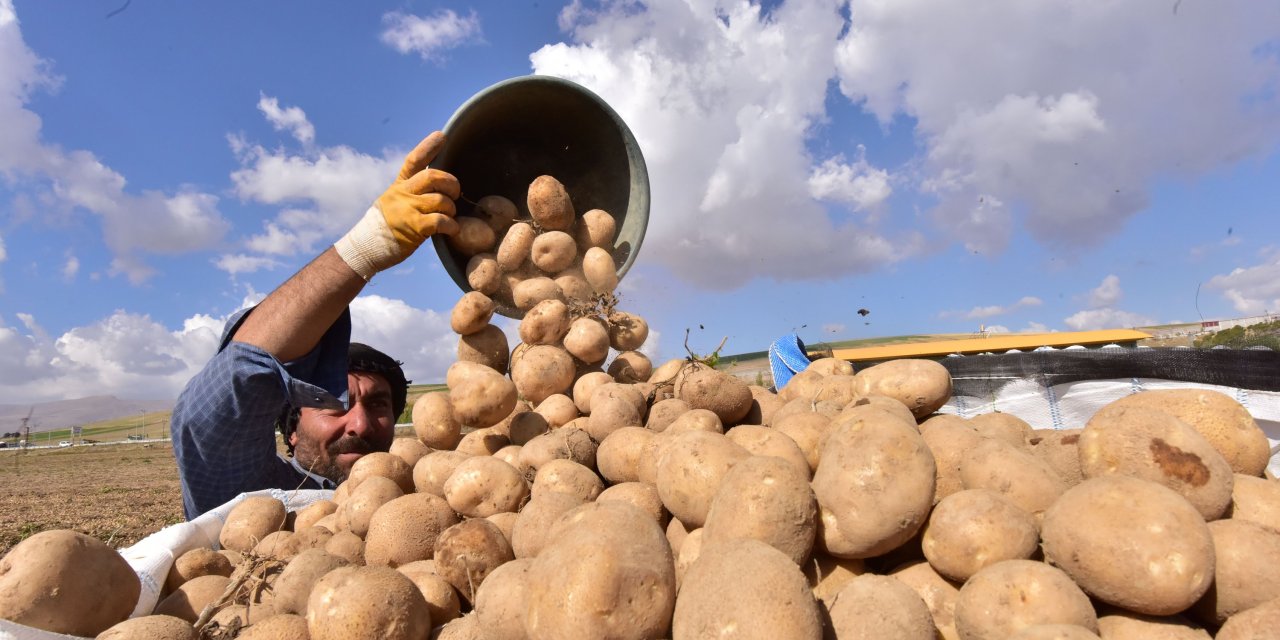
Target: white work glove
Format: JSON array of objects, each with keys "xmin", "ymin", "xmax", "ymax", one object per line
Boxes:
[{"xmin": 335, "ymin": 131, "xmax": 461, "ymax": 280}]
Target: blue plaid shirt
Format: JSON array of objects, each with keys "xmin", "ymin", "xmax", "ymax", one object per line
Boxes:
[{"xmin": 171, "ymin": 306, "xmax": 353, "ymax": 519}]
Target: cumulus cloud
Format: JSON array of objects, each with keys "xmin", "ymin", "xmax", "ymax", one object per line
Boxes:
[
  {"xmin": 835, "ymin": 0, "xmax": 1280, "ymax": 254},
  {"xmin": 1205, "ymin": 252, "xmax": 1280, "ymax": 315},
  {"xmin": 380, "ymin": 9, "xmax": 483, "ymax": 62},
  {"xmin": 0, "ymin": 310, "xmax": 224, "ymax": 404},
  {"xmin": 61, "ymin": 254, "xmax": 78, "ymax": 281},
  {"xmin": 214, "ymin": 253, "xmax": 284, "ymax": 277},
  {"xmin": 1063, "ymin": 308, "xmax": 1155, "ymax": 331},
  {"xmin": 349, "ymin": 295, "xmax": 457, "ymax": 385},
  {"xmin": 531, "ymin": 0, "xmax": 916, "ymax": 288},
  {"xmin": 1089, "ymin": 274, "xmax": 1122, "ymax": 308},
  {"xmin": 1025, "ymin": 322, "xmax": 1051, "ymax": 333},
  {"xmin": 257, "ymin": 93, "xmax": 315, "ymax": 145},
  {"xmin": 943, "ymin": 295, "xmax": 1042, "ymax": 320},
  {"xmin": 0, "ymin": 5, "xmax": 229, "ymax": 283}
]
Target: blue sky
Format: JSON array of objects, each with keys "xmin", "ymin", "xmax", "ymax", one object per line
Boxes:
[{"xmin": 1, "ymin": 0, "xmax": 1278, "ymax": 404}]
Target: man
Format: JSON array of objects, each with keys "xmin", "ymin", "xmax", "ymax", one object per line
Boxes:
[{"xmin": 171, "ymin": 131, "xmax": 460, "ymax": 519}]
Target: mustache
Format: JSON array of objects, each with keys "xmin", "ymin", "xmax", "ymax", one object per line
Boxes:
[{"xmin": 327, "ymin": 435, "xmax": 375, "ymax": 457}]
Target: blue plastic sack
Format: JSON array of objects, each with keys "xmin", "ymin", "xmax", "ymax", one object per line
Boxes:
[{"xmin": 769, "ymin": 333, "xmax": 810, "ymax": 390}]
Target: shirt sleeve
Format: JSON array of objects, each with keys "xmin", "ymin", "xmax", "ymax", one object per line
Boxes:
[{"xmin": 170, "ymin": 306, "xmax": 352, "ymax": 519}]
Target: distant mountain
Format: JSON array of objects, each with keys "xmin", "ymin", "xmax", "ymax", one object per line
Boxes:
[{"xmin": 0, "ymin": 396, "xmax": 173, "ymax": 433}]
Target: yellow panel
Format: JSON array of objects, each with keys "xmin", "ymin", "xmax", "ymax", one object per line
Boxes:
[{"xmin": 829, "ymin": 329, "xmax": 1152, "ymax": 362}]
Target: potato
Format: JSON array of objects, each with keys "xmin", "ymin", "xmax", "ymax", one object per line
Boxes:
[
  {"xmin": 674, "ymin": 528, "xmax": 705, "ymax": 591},
  {"xmin": 0, "ymin": 530, "xmax": 139, "ymax": 636},
  {"xmin": 153, "ymin": 574, "xmax": 230, "ymax": 623},
  {"xmin": 1189, "ymin": 519, "xmax": 1280, "ymax": 625},
  {"xmin": 433, "ymin": 519, "xmax": 514, "ymax": 603},
  {"xmin": 853, "ymin": 358, "xmax": 952, "ymax": 419},
  {"xmin": 511, "ymin": 491, "xmax": 585, "ymax": 559},
  {"xmin": 890, "ymin": 561, "xmax": 963, "ymax": 640},
  {"xmin": 497, "ymin": 221, "xmax": 536, "ymax": 271},
  {"xmin": 530, "ymin": 230, "xmax": 578, "ymax": 273},
  {"xmin": 293, "ymin": 525, "xmax": 334, "ymax": 552},
  {"xmin": 273, "ymin": 549, "xmax": 350, "ymax": 615},
  {"xmin": 774, "ymin": 411, "xmax": 834, "ymax": 474},
  {"xmin": 526, "ymin": 502, "xmax": 676, "ymax": 639},
  {"xmin": 96, "ymin": 615, "xmax": 196, "ymax": 640},
  {"xmin": 1009, "ymin": 625, "xmax": 1102, "ymax": 640},
  {"xmin": 1029, "ymin": 428, "xmax": 1085, "ymax": 487},
  {"xmin": 555, "ymin": 270, "xmax": 594, "ymax": 303},
  {"xmin": 607, "ymin": 350, "xmax": 653, "ymax": 383},
  {"xmin": 346, "ymin": 451, "xmax": 415, "ymax": 494},
  {"xmin": 518, "ymin": 426, "xmax": 597, "ymax": 472},
  {"xmin": 465, "ymin": 253, "xmax": 501, "ymax": 295},
  {"xmin": 456, "ymin": 324, "xmax": 510, "ymax": 374},
  {"xmin": 655, "ymin": 431, "xmax": 751, "ymax": 528},
  {"xmin": 519, "ymin": 298, "xmax": 572, "ymax": 345},
  {"xmin": 306, "ymin": 566, "xmax": 431, "ymax": 640},
  {"xmin": 582, "ymin": 246, "xmax": 618, "ymax": 293},
  {"xmin": 512, "ymin": 344, "xmax": 576, "ymax": 405},
  {"xmin": 724, "ymin": 424, "xmax": 811, "ymax": 480},
  {"xmin": 827, "ymin": 574, "xmax": 937, "ymax": 640},
  {"xmin": 165, "ymin": 546, "xmax": 233, "ymax": 594},
  {"xmin": 1095, "ymin": 610, "xmax": 1211, "ymax": 639},
  {"xmin": 474, "ymin": 194, "xmax": 518, "ymax": 236},
  {"xmin": 209, "ymin": 602, "xmax": 279, "ymax": 631},
  {"xmin": 1216, "ymin": 597, "xmax": 1280, "ymax": 640},
  {"xmin": 573, "ymin": 370, "xmax": 615, "ymax": 413},
  {"xmin": 527, "ymin": 175, "xmax": 575, "ymax": 231},
  {"xmin": 220, "ymin": 496, "xmax": 287, "ymax": 552},
  {"xmin": 673, "ymin": 537, "xmax": 822, "ymax": 639},
  {"xmin": 396, "ymin": 561, "xmax": 462, "ymax": 627},
  {"xmin": 254, "ymin": 530, "xmax": 300, "ymax": 560},
  {"xmin": 702, "ymin": 455, "xmax": 817, "ymax": 565},
  {"xmin": 413, "ymin": 450, "xmax": 470, "ymax": 497},
  {"xmin": 445, "ymin": 215, "xmax": 497, "ymax": 256},
  {"xmin": 922, "ymin": 489, "xmax": 1039, "ymax": 582},
  {"xmin": 1230, "ymin": 473, "xmax": 1280, "ymax": 531},
  {"xmin": 960, "ymin": 437, "xmax": 1066, "ymax": 520},
  {"xmin": 576, "ymin": 208, "xmax": 616, "ymax": 250},
  {"xmin": 674, "ymin": 362, "xmax": 753, "ymax": 425},
  {"xmin": 596, "ymin": 426, "xmax": 657, "ymax": 484},
  {"xmin": 337, "ymin": 475, "xmax": 403, "ymax": 538},
  {"xmin": 443, "ymin": 456, "xmax": 529, "ymax": 517},
  {"xmin": 364, "ymin": 493, "xmax": 460, "ymax": 567},
  {"xmin": 955, "ymin": 560, "xmax": 1099, "ymax": 640},
  {"xmin": 531, "ymin": 458, "xmax": 603, "ymax": 503},
  {"xmin": 513, "ymin": 276, "xmax": 565, "ymax": 311},
  {"xmin": 1041, "ymin": 476, "xmax": 1214, "ymax": 615},
  {"xmin": 805, "ymin": 357, "xmax": 853, "ymax": 376},
  {"xmin": 237, "ymin": 614, "xmax": 310, "ymax": 639},
  {"xmin": 449, "ymin": 368, "xmax": 517, "ymax": 429},
  {"xmin": 803, "ymin": 552, "xmax": 868, "ymax": 609},
  {"xmin": 607, "ymin": 311, "xmax": 649, "ymax": 351},
  {"xmin": 645, "ymin": 397, "xmax": 689, "ymax": 433},
  {"xmin": 323, "ymin": 531, "xmax": 365, "ymax": 565},
  {"xmin": 969, "ymin": 411, "xmax": 1034, "ymax": 447},
  {"xmin": 563, "ymin": 316, "xmax": 611, "ymax": 365},
  {"xmin": 778, "ymin": 368, "xmax": 825, "ymax": 403},
  {"xmin": 596, "ymin": 482, "xmax": 667, "ymax": 525},
  {"xmin": 473, "ymin": 557, "xmax": 533, "ymax": 639},
  {"xmin": 743, "ymin": 385, "xmax": 784, "ymax": 426},
  {"xmin": 812, "ymin": 373, "xmax": 860, "ymax": 406},
  {"xmin": 412, "ymin": 392, "xmax": 463, "ymax": 450},
  {"xmin": 1104, "ymin": 389, "xmax": 1271, "ymax": 476},
  {"xmin": 450, "ymin": 291, "xmax": 496, "ymax": 336},
  {"xmin": 812, "ymin": 406, "xmax": 936, "ymax": 558},
  {"xmin": 921, "ymin": 415, "xmax": 985, "ymax": 503},
  {"xmin": 454, "ymin": 427, "xmax": 510, "ymax": 457},
  {"xmin": 1080, "ymin": 404, "xmax": 1234, "ymax": 520},
  {"xmin": 586, "ymin": 393, "xmax": 643, "ymax": 442}
]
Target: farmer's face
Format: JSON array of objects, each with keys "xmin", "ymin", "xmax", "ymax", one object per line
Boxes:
[{"xmin": 291, "ymin": 371, "xmax": 396, "ymax": 483}]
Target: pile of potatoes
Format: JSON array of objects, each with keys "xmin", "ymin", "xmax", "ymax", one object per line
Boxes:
[{"xmin": 4, "ymin": 175, "xmax": 1280, "ymax": 639}]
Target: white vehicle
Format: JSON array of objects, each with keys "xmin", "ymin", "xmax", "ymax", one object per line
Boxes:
[{"xmin": 58, "ymin": 441, "xmax": 72, "ymax": 447}]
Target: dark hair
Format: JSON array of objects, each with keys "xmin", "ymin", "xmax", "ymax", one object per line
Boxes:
[{"xmin": 280, "ymin": 342, "xmax": 409, "ymax": 455}]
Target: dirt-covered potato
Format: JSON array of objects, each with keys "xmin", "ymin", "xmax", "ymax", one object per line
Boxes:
[
  {"xmin": 656, "ymin": 430, "xmax": 751, "ymax": 528},
  {"xmin": 807, "ymin": 357, "xmax": 854, "ymax": 376},
  {"xmin": 1189, "ymin": 519, "xmax": 1280, "ymax": 625},
  {"xmin": 497, "ymin": 221, "xmax": 536, "ymax": 271},
  {"xmin": 921, "ymin": 415, "xmax": 985, "ymax": 504},
  {"xmin": 702, "ymin": 455, "xmax": 817, "ymax": 566},
  {"xmin": 154, "ymin": 574, "xmax": 231, "ymax": 623},
  {"xmin": 337, "ymin": 475, "xmax": 403, "ymax": 538},
  {"xmin": 922, "ymin": 489, "xmax": 1039, "ymax": 582},
  {"xmin": 607, "ymin": 350, "xmax": 653, "ymax": 383},
  {"xmin": 513, "ymin": 276, "xmax": 565, "ymax": 311},
  {"xmin": 596, "ymin": 482, "xmax": 667, "ymax": 525},
  {"xmin": 724, "ymin": 424, "xmax": 811, "ymax": 480},
  {"xmin": 446, "ymin": 216, "xmax": 496, "ymax": 257},
  {"xmin": 827, "ymin": 574, "xmax": 937, "ymax": 640},
  {"xmin": 454, "ymin": 426, "xmax": 510, "ymax": 457},
  {"xmin": 474, "ymin": 194, "xmax": 518, "ymax": 236},
  {"xmin": 512, "ymin": 344, "xmax": 576, "ymax": 405},
  {"xmin": 254, "ymin": 530, "xmax": 300, "ymax": 560},
  {"xmin": 581, "ymin": 246, "xmax": 618, "ymax": 294},
  {"xmin": 306, "ymin": 566, "xmax": 432, "ymax": 640},
  {"xmin": 674, "ymin": 362, "xmax": 753, "ymax": 426},
  {"xmin": 323, "ymin": 531, "xmax": 365, "ymax": 565},
  {"xmin": 1080, "ymin": 404, "xmax": 1234, "ymax": 520},
  {"xmin": 518, "ymin": 426, "xmax": 597, "ymax": 472},
  {"xmin": 528, "ymin": 175, "xmax": 575, "ymax": 231},
  {"xmin": 743, "ymin": 385, "xmax": 784, "ymax": 426},
  {"xmin": 96, "ymin": 615, "xmax": 196, "ymax": 640},
  {"xmin": 1215, "ymin": 597, "xmax": 1280, "ymax": 640},
  {"xmin": 165, "ymin": 546, "xmax": 234, "ymax": 594},
  {"xmin": 346, "ymin": 451, "xmax": 415, "ymax": 494},
  {"xmin": 564, "ymin": 316, "xmax": 611, "ymax": 365},
  {"xmin": 813, "ymin": 406, "xmax": 936, "ymax": 558},
  {"xmin": 1029, "ymin": 428, "xmax": 1085, "ymax": 487},
  {"xmin": 595, "ymin": 426, "xmax": 657, "ymax": 484},
  {"xmin": 532, "ymin": 458, "xmax": 603, "ymax": 503},
  {"xmin": 396, "ymin": 561, "xmax": 462, "ymax": 627},
  {"xmin": 0, "ymin": 530, "xmax": 140, "ymax": 636},
  {"xmin": 411, "ymin": 392, "xmax": 462, "ymax": 450},
  {"xmin": 774, "ymin": 411, "xmax": 834, "ymax": 474},
  {"xmin": 433, "ymin": 519, "xmax": 514, "ymax": 603},
  {"xmin": 960, "ymin": 437, "xmax": 1066, "ymax": 520},
  {"xmin": 1103, "ymin": 389, "xmax": 1271, "ymax": 476},
  {"xmin": 576, "ymin": 208, "xmax": 617, "ymax": 250},
  {"xmin": 555, "ymin": 271, "xmax": 593, "ymax": 303},
  {"xmin": 1041, "ymin": 476, "xmax": 1214, "ymax": 615},
  {"xmin": 511, "ymin": 492, "xmax": 586, "ymax": 559},
  {"xmin": 443, "ymin": 455, "xmax": 529, "ymax": 517},
  {"xmin": 955, "ymin": 560, "xmax": 1099, "ymax": 640},
  {"xmin": 273, "ymin": 549, "xmax": 350, "ymax": 615},
  {"xmin": 413, "ymin": 450, "xmax": 470, "ymax": 497},
  {"xmin": 364, "ymin": 493, "xmax": 460, "ymax": 567},
  {"xmin": 970, "ymin": 412, "xmax": 1034, "ymax": 447},
  {"xmin": 526, "ymin": 502, "xmax": 677, "ymax": 639},
  {"xmin": 572, "ymin": 370, "xmax": 614, "ymax": 413},
  {"xmin": 1009, "ymin": 625, "xmax": 1102, "ymax": 640},
  {"xmin": 586, "ymin": 392, "xmax": 643, "ymax": 442},
  {"xmin": 853, "ymin": 358, "xmax": 952, "ymax": 419},
  {"xmin": 457, "ymin": 324, "xmax": 510, "ymax": 373},
  {"xmin": 465, "ymin": 253, "xmax": 502, "ymax": 295},
  {"xmin": 889, "ymin": 561, "xmax": 963, "ymax": 640},
  {"xmin": 519, "ymin": 298, "xmax": 572, "ymax": 345},
  {"xmin": 645, "ymin": 397, "xmax": 689, "ymax": 433},
  {"xmin": 1230, "ymin": 473, "xmax": 1280, "ymax": 531},
  {"xmin": 531, "ymin": 230, "xmax": 578, "ymax": 273},
  {"xmin": 473, "ymin": 557, "xmax": 534, "ymax": 639},
  {"xmin": 673, "ymin": 537, "xmax": 822, "ymax": 639},
  {"xmin": 606, "ymin": 311, "xmax": 649, "ymax": 351},
  {"xmin": 1095, "ymin": 610, "xmax": 1211, "ymax": 639},
  {"xmin": 450, "ymin": 292, "xmax": 496, "ymax": 336},
  {"xmin": 220, "ymin": 496, "xmax": 288, "ymax": 552}
]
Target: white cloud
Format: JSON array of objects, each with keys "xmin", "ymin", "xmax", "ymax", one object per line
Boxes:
[
  {"xmin": 531, "ymin": 0, "xmax": 917, "ymax": 288},
  {"xmin": 257, "ymin": 93, "xmax": 315, "ymax": 145},
  {"xmin": 1063, "ymin": 308, "xmax": 1154, "ymax": 331},
  {"xmin": 808, "ymin": 147, "xmax": 893, "ymax": 214},
  {"xmin": 0, "ymin": 232, "xmax": 6, "ymax": 261},
  {"xmin": 1089, "ymin": 274, "xmax": 1122, "ymax": 308},
  {"xmin": 835, "ymin": 0, "xmax": 1280, "ymax": 254},
  {"xmin": 0, "ymin": 310, "xmax": 224, "ymax": 403},
  {"xmin": 983, "ymin": 325, "xmax": 1010, "ymax": 334},
  {"xmin": 380, "ymin": 9, "xmax": 483, "ymax": 62},
  {"xmin": 944, "ymin": 295, "xmax": 1043, "ymax": 320},
  {"xmin": 0, "ymin": 6, "xmax": 229, "ymax": 283},
  {"xmin": 1206, "ymin": 254, "xmax": 1280, "ymax": 315},
  {"xmin": 349, "ymin": 295, "xmax": 457, "ymax": 386},
  {"xmin": 214, "ymin": 253, "xmax": 283, "ymax": 277},
  {"xmin": 1025, "ymin": 322, "xmax": 1051, "ymax": 333},
  {"xmin": 61, "ymin": 254, "xmax": 78, "ymax": 281}
]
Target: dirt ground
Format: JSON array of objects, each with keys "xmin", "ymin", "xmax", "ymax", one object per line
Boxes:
[{"xmin": 0, "ymin": 442, "xmax": 184, "ymax": 555}]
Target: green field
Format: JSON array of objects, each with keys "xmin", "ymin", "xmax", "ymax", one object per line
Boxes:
[{"xmin": 10, "ymin": 412, "xmax": 171, "ymax": 446}]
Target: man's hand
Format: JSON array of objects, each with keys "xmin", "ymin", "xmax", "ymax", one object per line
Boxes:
[{"xmin": 335, "ymin": 131, "xmax": 462, "ymax": 280}]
